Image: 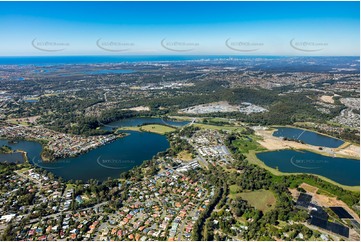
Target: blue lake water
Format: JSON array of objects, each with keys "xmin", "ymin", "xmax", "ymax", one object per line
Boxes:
[
  {"xmin": 256, "ymin": 150, "xmax": 360, "ymax": 186},
  {"xmin": 0, "ymin": 152, "xmax": 26, "ymax": 164},
  {"xmin": 0, "ymin": 140, "xmax": 42, "ymax": 160},
  {"xmin": 273, "ymin": 127, "xmax": 344, "ymax": 148},
  {"xmin": 24, "ymin": 99, "xmax": 39, "ymax": 103},
  {"xmin": 0, "ymin": 130, "xmax": 170, "ymax": 181}
]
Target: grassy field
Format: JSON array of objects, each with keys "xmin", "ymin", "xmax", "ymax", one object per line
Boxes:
[
  {"xmin": 117, "ymin": 124, "xmax": 176, "ymax": 135},
  {"xmin": 232, "ymin": 135, "xmax": 266, "ymax": 154},
  {"xmin": 6, "ymin": 119, "xmax": 31, "ymax": 126},
  {"xmin": 116, "ymin": 126, "xmax": 141, "ymax": 132},
  {"xmin": 16, "ymin": 167, "xmax": 31, "ymax": 173},
  {"xmin": 230, "ymin": 189, "xmax": 276, "ymax": 213},
  {"xmin": 66, "ymin": 183, "xmax": 75, "ymax": 189},
  {"xmin": 229, "ymin": 184, "xmax": 242, "ymax": 194},
  {"xmin": 140, "ymin": 124, "xmax": 176, "ymax": 134},
  {"xmin": 177, "ymin": 150, "xmax": 193, "ymax": 161}
]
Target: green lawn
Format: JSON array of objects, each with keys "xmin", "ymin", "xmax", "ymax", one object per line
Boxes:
[
  {"xmin": 230, "ymin": 189, "xmax": 277, "ymax": 213},
  {"xmin": 177, "ymin": 150, "xmax": 194, "ymax": 161},
  {"xmin": 6, "ymin": 119, "xmax": 31, "ymax": 126},
  {"xmin": 117, "ymin": 124, "xmax": 176, "ymax": 135},
  {"xmin": 140, "ymin": 124, "xmax": 176, "ymax": 134},
  {"xmin": 229, "ymin": 184, "xmax": 242, "ymax": 194},
  {"xmin": 16, "ymin": 167, "xmax": 30, "ymax": 173},
  {"xmin": 66, "ymin": 183, "xmax": 75, "ymax": 189},
  {"xmin": 232, "ymin": 135, "xmax": 266, "ymax": 154}
]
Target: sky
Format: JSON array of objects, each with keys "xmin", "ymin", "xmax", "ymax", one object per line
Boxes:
[{"xmin": 0, "ymin": 1, "xmax": 359, "ymax": 56}]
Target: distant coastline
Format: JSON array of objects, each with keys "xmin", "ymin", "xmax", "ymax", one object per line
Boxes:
[{"xmin": 0, "ymin": 55, "xmax": 359, "ymax": 65}]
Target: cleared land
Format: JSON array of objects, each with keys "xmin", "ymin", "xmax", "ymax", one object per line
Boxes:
[
  {"xmin": 299, "ymin": 183, "xmax": 318, "ymax": 193},
  {"xmin": 320, "ymin": 95, "xmax": 335, "ymax": 104},
  {"xmin": 178, "ymin": 101, "xmax": 267, "ymax": 115},
  {"xmin": 179, "ymin": 101, "xmax": 240, "ymax": 114},
  {"xmin": 6, "ymin": 116, "xmax": 40, "ymax": 126},
  {"xmin": 123, "ymin": 106, "xmax": 150, "ymax": 112},
  {"xmin": 230, "ymin": 189, "xmax": 276, "ymax": 213},
  {"xmin": 177, "ymin": 150, "xmax": 193, "ymax": 161}
]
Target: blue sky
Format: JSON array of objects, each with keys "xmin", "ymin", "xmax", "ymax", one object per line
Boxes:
[{"xmin": 0, "ymin": 1, "xmax": 359, "ymax": 56}]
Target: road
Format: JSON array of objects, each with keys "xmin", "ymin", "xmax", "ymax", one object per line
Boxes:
[
  {"xmin": 103, "ymin": 92, "xmax": 108, "ymax": 102},
  {"xmin": 197, "ymin": 155, "xmax": 209, "ymax": 169},
  {"xmin": 15, "ymin": 170, "xmax": 43, "ymax": 188}
]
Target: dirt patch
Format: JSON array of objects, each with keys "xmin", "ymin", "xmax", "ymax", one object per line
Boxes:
[
  {"xmin": 300, "ymin": 183, "xmax": 318, "ymax": 194},
  {"xmin": 336, "ymin": 144, "xmax": 360, "ymax": 158},
  {"xmin": 177, "ymin": 150, "xmax": 193, "ymax": 162},
  {"xmin": 256, "ymin": 129, "xmax": 307, "ymax": 150},
  {"xmin": 320, "ymin": 95, "xmax": 335, "ymax": 104},
  {"xmin": 125, "ymin": 106, "xmax": 150, "ymax": 112},
  {"xmin": 289, "ymin": 188, "xmax": 299, "ymax": 200}
]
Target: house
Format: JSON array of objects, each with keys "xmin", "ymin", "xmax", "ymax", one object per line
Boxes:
[
  {"xmin": 135, "ymin": 233, "xmax": 141, "ymax": 241},
  {"xmin": 117, "ymin": 230, "xmax": 123, "ymax": 238},
  {"xmin": 0, "ymin": 214, "xmax": 16, "ymax": 222},
  {"xmin": 75, "ymin": 195, "xmax": 83, "ymax": 204},
  {"xmin": 38, "ymin": 235, "xmax": 47, "ymax": 241},
  {"xmin": 45, "ymin": 226, "xmax": 52, "ymax": 234}
]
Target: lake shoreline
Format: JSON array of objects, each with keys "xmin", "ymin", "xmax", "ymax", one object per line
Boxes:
[
  {"xmin": 40, "ymin": 133, "xmax": 127, "ymax": 162},
  {"xmin": 246, "ymin": 150, "xmax": 360, "ymax": 191},
  {"xmin": 1, "ymin": 126, "xmax": 171, "ymax": 182},
  {"xmin": 255, "ymin": 149, "xmax": 360, "ymax": 188}
]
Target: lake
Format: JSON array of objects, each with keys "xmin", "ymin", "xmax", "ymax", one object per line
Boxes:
[
  {"xmin": 0, "ymin": 130, "xmax": 170, "ymax": 181},
  {"xmin": 256, "ymin": 150, "xmax": 360, "ymax": 186},
  {"xmin": 0, "ymin": 140, "xmax": 42, "ymax": 160},
  {"xmin": 102, "ymin": 117, "xmax": 190, "ymax": 131},
  {"xmin": 24, "ymin": 99, "xmax": 39, "ymax": 103},
  {"xmin": 273, "ymin": 127, "xmax": 344, "ymax": 148},
  {"xmin": 0, "ymin": 152, "xmax": 26, "ymax": 164}
]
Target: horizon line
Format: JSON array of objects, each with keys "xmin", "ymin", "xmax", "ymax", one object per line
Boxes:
[{"xmin": 0, "ymin": 55, "xmax": 360, "ymax": 58}]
